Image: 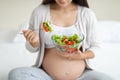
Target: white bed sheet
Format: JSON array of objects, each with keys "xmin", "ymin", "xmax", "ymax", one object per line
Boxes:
[
  {"xmin": 90, "ymin": 43, "xmax": 120, "ymax": 80},
  {"xmin": 0, "ymin": 29, "xmax": 37, "ymax": 80}
]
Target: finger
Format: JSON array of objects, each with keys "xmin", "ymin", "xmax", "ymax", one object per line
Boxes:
[
  {"xmin": 64, "ymin": 53, "xmax": 70, "ymax": 57},
  {"xmin": 29, "ymin": 35, "xmax": 35, "ymax": 42},
  {"xmin": 57, "ymin": 51, "xmax": 69, "ymax": 57},
  {"xmin": 29, "ymin": 34, "xmax": 37, "ymax": 42},
  {"xmin": 23, "ymin": 30, "xmax": 32, "ymax": 38},
  {"xmin": 69, "ymin": 53, "xmax": 73, "ymax": 58},
  {"xmin": 30, "ymin": 32, "xmax": 38, "ymax": 42},
  {"xmin": 27, "ymin": 31, "xmax": 34, "ymax": 41},
  {"xmin": 78, "ymin": 49, "xmax": 82, "ymax": 53},
  {"xmin": 22, "ymin": 30, "xmax": 27, "ymax": 33},
  {"xmin": 26, "ymin": 31, "xmax": 35, "ymax": 41}
]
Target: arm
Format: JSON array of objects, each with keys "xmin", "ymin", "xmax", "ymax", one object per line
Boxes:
[
  {"xmin": 58, "ymin": 8, "xmax": 100, "ymax": 60},
  {"xmin": 67, "ymin": 50, "xmax": 95, "ymax": 60},
  {"xmin": 23, "ymin": 30, "xmax": 39, "ymax": 53},
  {"xmin": 24, "ymin": 9, "xmax": 40, "ymax": 53}
]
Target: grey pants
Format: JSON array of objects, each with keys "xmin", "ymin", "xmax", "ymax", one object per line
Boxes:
[{"xmin": 8, "ymin": 67, "xmax": 113, "ymax": 80}]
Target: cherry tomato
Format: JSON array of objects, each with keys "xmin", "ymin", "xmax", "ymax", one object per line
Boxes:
[
  {"xmin": 67, "ymin": 41, "xmax": 73, "ymax": 45},
  {"xmin": 42, "ymin": 23, "xmax": 49, "ymax": 32}
]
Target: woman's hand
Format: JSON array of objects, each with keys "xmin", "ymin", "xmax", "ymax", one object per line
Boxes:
[
  {"xmin": 68, "ymin": 50, "xmax": 95, "ymax": 60},
  {"xmin": 68, "ymin": 50, "xmax": 85, "ymax": 60},
  {"xmin": 56, "ymin": 50, "xmax": 85, "ymax": 60},
  {"xmin": 23, "ymin": 30, "xmax": 39, "ymax": 48}
]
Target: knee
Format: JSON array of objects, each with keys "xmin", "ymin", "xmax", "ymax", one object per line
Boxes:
[
  {"xmin": 92, "ymin": 72, "xmax": 114, "ymax": 80},
  {"xmin": 82, "ymin": 74, "xmax": 113, "ymax": 80},
  {"xmin": 98, "ymin": 74, "xmax": 114, "ymax": 80},
  {"xmin": 80, "ymin": 70, "xmax": 114, "ymax": 80},
  {"xmin": 8, "ymin": 68, "xmax": 23, "ymax": 80}
]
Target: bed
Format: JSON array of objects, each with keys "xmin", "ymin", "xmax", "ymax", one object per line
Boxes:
[
  {"xmin": 0, "ymin": 21, "xmax": 120, "ymax": 80},
  {"xmin": 0, "ymin": 28, "xmax": 37, "ymax": 80}
]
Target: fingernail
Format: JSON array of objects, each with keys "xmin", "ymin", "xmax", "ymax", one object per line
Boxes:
[{"xmin": 22, "ymin": 30, "xmax": 26, "ymax": 32}]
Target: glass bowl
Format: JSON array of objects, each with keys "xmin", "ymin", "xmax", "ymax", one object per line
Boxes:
[{"xmin": 51, "ymin": 34, "xmax": 84, "ymax": 54}]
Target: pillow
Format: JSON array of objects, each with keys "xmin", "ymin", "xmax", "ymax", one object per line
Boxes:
[
  {"xmin": 96, "ymin": 21, "xmax": 120, "ymax": 43},
  {"xmin": 13, "ymin": 21, "xmax": 29, "ymax": 43}
]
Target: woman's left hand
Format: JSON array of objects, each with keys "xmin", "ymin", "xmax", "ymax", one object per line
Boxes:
[
  {"xmin": 68, "ymin": 50, "xmax": 85, "ymax": 60},
  {"xmin": 57, "ymin": 50, "xmax": 85, "ymax": 60}
]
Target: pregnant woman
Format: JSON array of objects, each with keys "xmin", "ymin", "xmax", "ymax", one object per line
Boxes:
[{"xmin": 8, "ymin": 0, "xmax": 113, "ymax": 80}]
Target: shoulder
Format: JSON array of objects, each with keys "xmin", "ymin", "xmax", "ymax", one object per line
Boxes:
[
  {"xmin": 78, "ymin": 6, "xmax": 97, "ymax": 23},
  {"xmin": 32, "ymin": 4, "xmax": 49, "ymax": 16},
  {"xmin": 78, "ymin": 6, "xmax": 96, "ymax": 18}
]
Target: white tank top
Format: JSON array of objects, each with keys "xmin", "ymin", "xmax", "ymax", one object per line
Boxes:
[{"xmin": 45, "ymin": 24, "xmax": 79, "ymax": 48}]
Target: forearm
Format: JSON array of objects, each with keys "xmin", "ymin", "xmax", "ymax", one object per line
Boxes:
[{"xmin": 69, "ymin": 50, "xmax": 95, "ymax": 60}]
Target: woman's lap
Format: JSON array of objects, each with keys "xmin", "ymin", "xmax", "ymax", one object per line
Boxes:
[
  {"xmin": 77, "ymin": 69, "xmax": 113, "ymax": 80},
  {"xmin": 8, "ymin": 67, "xmax": 52, "ymax": 80},
  {"xmin": 8, "ymin": 67, "xmax": 113, "ymax": 80}
]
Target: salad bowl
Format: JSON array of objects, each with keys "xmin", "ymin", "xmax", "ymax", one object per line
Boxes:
[{"xmin": 52, "ymin": 34, "xmax": 84, "ymax": 54}]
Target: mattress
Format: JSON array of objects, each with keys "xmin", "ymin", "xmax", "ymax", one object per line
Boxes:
[{"xmin": 0, "ymin": 29, "xmax": 37, "ymax": 80}]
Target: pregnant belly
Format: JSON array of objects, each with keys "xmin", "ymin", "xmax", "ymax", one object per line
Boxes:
[{"xmin": 42, "ymin": 48, "xmax": 86, "ymax": 80}]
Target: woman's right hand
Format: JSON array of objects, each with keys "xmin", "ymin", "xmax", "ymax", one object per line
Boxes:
[{"xmin": 22, "ymin": 30, "xmax": 39, "ymax": 48}]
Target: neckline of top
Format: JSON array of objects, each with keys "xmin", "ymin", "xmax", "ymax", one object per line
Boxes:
[
  {"xmin": 46, "ymin": 4, "xmax": 80, "ymax": 28},
  {"xmin": 51, "ymin": 23, "xmax": 76, "ymax": 29}
]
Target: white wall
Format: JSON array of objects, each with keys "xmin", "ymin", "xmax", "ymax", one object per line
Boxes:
[
  {"xmin": 0, "ymin": 0, "xmax": 41, "ymax": 29},
  {"xmin": 0, "ymin": 0, "xmax": 120, "ymax": 29},
  {"xmin": 88, "ymin": 0, "xmax": 120, "ymax": 21}
]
